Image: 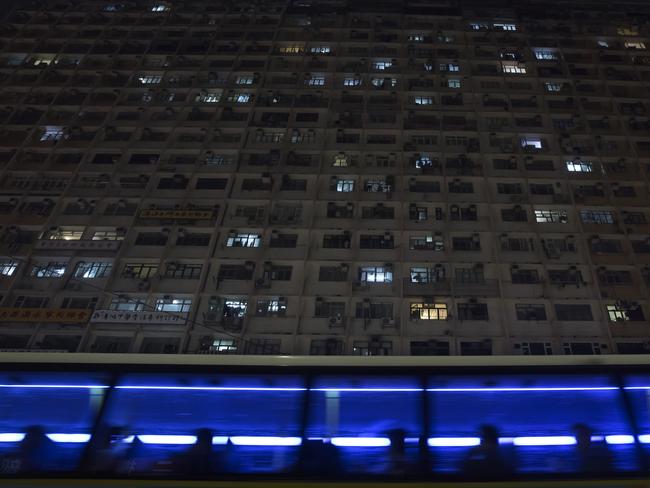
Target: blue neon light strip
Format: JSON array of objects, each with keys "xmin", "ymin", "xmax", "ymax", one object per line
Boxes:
[
  {"xmin": 115, "ymin": 386, "xmax": 307, "ymax": 391},
  {"xmin": 0, "ymin": 384, "xmax": 109, "ymax": 389},
  {"xmin": 426, "ymin": 387, "xmax": 618, "ymax": 392}
]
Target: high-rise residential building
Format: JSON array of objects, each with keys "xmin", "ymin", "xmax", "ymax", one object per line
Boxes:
[{"xmin": 0, "ymin": 0, "xmax": 650, "ymax": 356}]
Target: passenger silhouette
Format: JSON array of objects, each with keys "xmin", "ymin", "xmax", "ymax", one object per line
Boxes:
[
  {"xmin": 462, "ymin": 425, "xmax": 511, "ymax": 478},
  {"xmin": 17, "ymin": 425, "xmax": 52, "ymax": 473},
  {"xmin": 573, "ymin": 424, "xmax": 613, "ymax": 474},
  {"xmin": 387, "ymin": 428, "xmax": 407, "ymax": 475},
  {"xmin": 175, "ymin": 428, "xmax": 219, "ymax": 476},
  {"xmin": 296, "ymin": 439, "xmax": 343, "ymax": 478}
]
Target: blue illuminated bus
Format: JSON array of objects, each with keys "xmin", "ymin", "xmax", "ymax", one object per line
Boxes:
[{"xmin": 2, "ymin": 353, "xmax": 650, "ymax": 487}]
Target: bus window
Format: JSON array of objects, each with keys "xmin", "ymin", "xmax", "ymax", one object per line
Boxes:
[
  {"xmin": 98, "ymin": 374, "xmax": 305, "ymax": 476},
  {"xmin": 306, "ymin": 376, "xmax": 423, "ymax": 476},
  {"xmin": 0, "ymin": 372, "xmax": 109, "ymax": 474},
  {"xmin": 427, "ymin": 374, "xmax": 637, "ymax": 476}
]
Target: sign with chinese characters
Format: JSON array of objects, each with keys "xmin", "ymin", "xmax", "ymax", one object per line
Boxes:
[
  {"xmin": 139, "ymin": 209, "xmax": 214, "ymax": 220},
  {"xmin": 90, "ymin": 310, "xmax": 187, "ymax": 325},
  {"xmin": 35, "ymin": 240, "xmax": 121, "ymax": 251},
  {"xmin": 0, "ymin": 308, "xmax": 91, "ymax": 323}
]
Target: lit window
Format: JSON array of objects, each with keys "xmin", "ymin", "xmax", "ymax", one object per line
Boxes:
[
  {"xmin": 371, "ymin": 77, "xmax": 397, "ymax": 88},
  {"xmin": 415, "ymin": 154, "xmax": 434, "ymax": 168},
  {"xmin": 336, "ymin": 179, "xmax": 355, "ymax": 192},
  {"xmin": 566, "ymin": 160, "xmax": 593, "ymax": 172},
  {"xmin": 196, "ymin": 92, "xmax": 221, "ymax": 103},
  {"xmin": 521, "ymin": 137, "xmax": 543, "ymax": 149},
  {"xmin": 310, "ymin": 46, "xmax": 330, "ymax": 54},
  {"xmin": 151, "ymin": 3, "xmax": 169, "ymax": 12},
  {"xmin": 307, "ymin": 75, "xmax": 325, "ymax": 86},
  {"xmin": 0, "ymin": 260, "xmax": 18, "ymax": 277},
  {"xmin": 373, "ymin": 60, "xmax": 392, "ymax": 70},
  {"xmin": 607, "ymin": 304, "xmax": 636, "ymax": 321},
  {"xmin": 236, "ymin": 75, "xmax": 254, "ymax": 85},
  {"xmin": 256, "ymin": 296, "xmax": 287, "ymax": 316},
  {"xmin": 31, "ymin": 262, "xmax": 67, "ymax": 278},
  {"xmin": 470, "ymin": 22, "xmax": 489, "ymax": 30},
  {"xmin": 155, "ymin": 297, "xmax": 192, "ymax": 313},
  {"xmin": 138, "ymin": 75, "xmax": 162, "ymax": 84},
  {"xmin": 74, "ymin": 262, "xmax": 112, "ymax": 279},
  {"xmin": 359, "ymin": 266, "xmax": 393, "ymax": 283},
  {"xmin": 410, "ymin": 303, "xmax": 448, "ymax": 320},
  {"xmin": 40, "ymin": 126, "xmax": 65, "ymax": 142},
  {"xmin": 580, "ymin": 210, "xmax": 615, "ymax": 224},
  {"xmin": 211, "ymin": 338, "xmax": 238, "ymax": 353},
  {"xmin": 344, "ymin": 77, "xmax": 361, "ymax": 86},
  {"xmin": 279, "ymin": 45, "xmax": 304, "ymax": 54},
  {"xmin": 333, "ymin": 153, "xmax": 348, "ymax": 167},
  {"xmin": 46, "ymin": 229, "xmax": 83, "ymax": 240},
  {"xmin": 409, "ymin": 34, "xmax": 424, "ymax": 42},
  {"xmin": 440, "ymin": 63, "xmax": 459, "ymax": 72},
  {"xmin": 423, "ymin": 62, "xmax": 434, "ymax": 72},
  {"xmin": 93, "ymin": 230, "xmax": 124, "ymax": 241},
  {"xmin": 534, "ymin": 209, "xmax": 568, "ymax": 223},
  {"xmin": 448, "ymin": 79, "xmax": 461, "ymax": 88},
  {"xmin": 414, "ymin": 96, "xmax": 433, "ymax": 105},
  {"xmin": 223, "ymin": 299, "xmax": 247, "ymax": 318},
  {"xmin": 617, "ymin": 27, "xmax": 639, "ymax": 36},
  {"xmin": 534, "ymin": 49, "xmax": 558, "ymax": 60},
  {"xmin": 122, "ymin": 263, "xmax": 158, "ymax": 279},
  {"xmin": 409, "ymin": 235, "xmax": 444, "ymax": 251},
  {"xmin": 625, "ymin": 41, "xmax": 646, "ymax": 49},
  {"xmin": 104, "ymin": 3, "xmax": 124, "ymax": 11},
  {"xmin": 598, "ymin": 40, "xmax": 610, "ymax": 48},
  {"xmin": 227, "ymin": 93, "xmax": 252, "ymax": 103},
  {"xmin": 494, "ymin": 23, "xmax": 517, "ymax": 31},
  {"xmin": 226, "ymin": 233, "xmax": 261, "ymax": 248},
  {"xmin": 109, "ymin": 297, "xmax": 144, "ymax": 311},
  {"xmin": 544, "ymin": 82, "xmax": 562, "ymax": 92},
  {"xmin": 502, "ymin": 64, "xmax": 527, "ymax": 74}
]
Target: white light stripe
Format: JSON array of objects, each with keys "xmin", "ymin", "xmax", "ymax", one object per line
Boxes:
[
  {"xmin": 605, "ymin": 435, "xmax": 635, "ymax": 445},
  {"xmin": 0, "ymin": 384, "xmax": 109, "ymax": 389},
  {"xmin": 637, "ymin": 435, "xmax": 650, "ymax": 444},
  {"xmin": 312, "ymin": 388, "xmax": 422, "ymax": 392},
  {"xmin": 428, "ymin": 437, "xmax": 480, "ymax": 447},
  {"xmin": 229, "ymin": 436, "xmax": 302, "ymax": 446},
  {"xmin": 46, "ymin": 433, "xmax": 91, "ymax": 443},
  {"xmin": 137, "ymin": 435, "xmax": 197, "ymax": 445},
  {"xmin": 116, "ymin": 386, "xmax": 306, "ymax": 391},
  {"xmin": 0, "ymin": 433, "xmax": 25, "ymax": 442},
  {"xmin": 426, "ymin": 387, "xmax": 618, "ymax": 392},
  {"xmin": 513, "ymin": 436, "xmax": 576, "ymax": 446},
  {"xmin": 331, "ymin": 437, "xmax": 390, "ymax": 447},
  {"xmin": 212, "ymin": 436, "xmax": 229, "ymax": 445}
]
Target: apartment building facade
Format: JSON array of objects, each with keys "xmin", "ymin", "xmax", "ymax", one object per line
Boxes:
[{"xmin": 0, "ymin": 0, "xmax": 650, "ymax": 355}]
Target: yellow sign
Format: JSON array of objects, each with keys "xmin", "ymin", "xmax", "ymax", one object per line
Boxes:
[
  {"xmin": 139, "ymin": 209, "xmax": 214, "ymax": 220},
  {"xmin": 0, "ymin": 308, "xmax": 91, "ymax": 323}
]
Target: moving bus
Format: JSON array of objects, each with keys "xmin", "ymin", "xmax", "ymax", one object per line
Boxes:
[{"xmin": 2, "ymin": 353, "xmax": 650, "ymax": 487}]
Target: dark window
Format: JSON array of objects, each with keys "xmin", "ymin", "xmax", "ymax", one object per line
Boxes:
[
  {"xmin": 195, "ymin": 178, "xmax": 227, "ymax": 190},
  {"xmin": 457, "ymin": 303, "xmax": 489, "ymax": 320},
  {"xmin": 410, "ymin": 340, "xmax": 450, "ymax": 356},
  {"xmin": 515, "ymin": 303, "xmax": 547, "ymax": 320},
  {"xmin": 555, "ymin": 304, "xmax": 593, "ymax": 321}
]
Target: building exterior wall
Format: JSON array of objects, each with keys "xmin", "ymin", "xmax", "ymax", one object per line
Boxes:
[{"xmin": 0, "ymin": 0, "xmax": 649, "ymax": 355}]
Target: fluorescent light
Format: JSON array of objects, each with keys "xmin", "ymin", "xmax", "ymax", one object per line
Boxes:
[
  {"xmin": 637, "ymin": 435, "xmax": 650, "ymax": 444},
  {"xmin": 427, "ymin": 387, "xmax": 617, "ymax": 392},
  {"xmin": 331, "ymin": 437, "xmax": 390, "ymax": 447},
  {"xmin": 513, "ymin": 436, "xmax": 576, "ymax": 446},
  {"xmin": 46, "ymin": 433, "xmax": 91, "ymax": 443},
  {"xmin": 116, "ymin": 386, "xmax": 305, "ymax": 392},
  {"xmin": 312, "ymin": 388, "xmax": 422, "ymax": 392},
  {"xmin": 137, "ymin": 435, "xmax": 197, "ymax": 445},
  {"xmin": 605, "ymin": 435, "xmax": 635, "ymax": 445},
  {"xmin": 428, "ymin": 437, "xmax": 480, "ymax": 447},
  {"xmin": 0, "ymin": 433, "xmax": 25, "ymax": 442},
  {"xmin": 212, "ymin": 436, "xmax": 229, "ymax": 445},
  {"xmin": 229, "ymin": 436, "xmax": 302, "ymax": 446}
]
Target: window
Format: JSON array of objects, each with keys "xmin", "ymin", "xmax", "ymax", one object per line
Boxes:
[
  {"xmin": 410, "ymin": 266, "xmax": 446, "ymax": 283},
  {"xmin": 355, "ymin": 302, "xmax": 393, "ymax": 320},
  {"xmin": 544, "ymin": 82, "xmax": 562, "ymax": 92},
  {"xmin": 343, "ymin": 77, "xmax": 361, "ymax": 86},
  {"xmin": 138, "ymin": 75, "xmax": 162, "ymax": 84},
  {"xmin": 598, "ymin": 40, "xmax": 610, "ymax": 48},
  {"xmin": 535, "ymin": 209, "xmax": 568, "ymax": 223},
  {"xmin": 625, "ymin": 41, "xmax": 646, "ymax": 49},
  {"xmin": 45, "ymin": 228, "xmax": 83, "ymax": 240},
  {"xmin": 40, "ymin": 126, "xmax": 65, "ymax": 142},
  {"xmin": 31, "ymin": 262, "xmax": 66, "ymax": 278},
  {"xmin": 210, "ymin": 338, "xmax": 238, "ymax": 354},
  {"xmin": 563, "ymin": 342, "xmax": 605, "ymax": 355},
  {"xmin": 196, "ymin": 92, "xmax": 221, "ymax": 103},
  {"xmin": 517, "ymin": 342, "xmax": 553, "ymax": 355},
  {"xmin": 408, "ymin": 34, "xmax": 424, "ymax": 42},
  {"xmin": 227, "ymin": 92, "xmax": 252, "ymax": 103},
  {"xmin": 151, "ymin": 3, "xmax": 169, "ymax": 12},
  {"xmin": 122, "ymin": 263, "xmax": 158, "ymax": 279},
  {"xmin": 333, "ymin": 153, "xmax": 349, "ymax": 166},
  {"xmin": 566, "ymin": 160, "xmax": 593, "ymax": 172},
  {"xmin": 447, "ymin": 79, "xmax": 461, "ymax": 88},
  {"xmin": 607, "ymin": 303, "xmax": 645, "ymax": 322},
  {"xmin": 155, "ymin": 297, "xmax": 192, "ymax": 313},
  {"xmin": 74, "ymin": 262, "xmax": 112, "ymax": 279},
  {"xmin": 0, "ymin": 260, "xmax": 18, "ymax": 276},
  {"xmin": 580, "ymin": 209, "xmax": 615, "ymax": 224},
  {"xmin": 310, "ymin": 339, "xmax": 344, "ymax": 355},
  {"xmin": 358, "ymin": 266, "xmax": 393, "ymax": 283},
  {"xmin": 457, "ymin": 303, "xmax": 489, "ymax": 321},
  {"xmin": 414, "ymin": 96, "xmax": 433, "ymax": 105},
  {"xmin": 534, "ymin": 49, "xmax": 558, "ymax": 60},
  {"xmin": 310, "ymin": 46, "xmax": 331, "ymax": 54},
  {"xmin": 515, "ymin": 304, "xmax": 547, "ymax": 321},
  {"xmin": 494, "ymin": 23, "xmax": 517, "ymax": 31},
  {"xmin": 410, "ymin": 303, "xmax": 447, "ymax": 320},
  {"xmin": 352, "ymin": 340, "xmax": 392, "ymax": 356},
  {"xmin": 470, "ymin": 22, "xmax": 489, "ymax": 30},
  {"xmin": 109, "ymin": 297, "xmax": 144, "ymax": 311},
  {"xmin": 336, "ymin": 179, "xmax": 355, "ymax": 192},
  {"xmin": 255, "ymin": 297, "xmax": 287, "ymax": 317},
  {"xmin": 164, "ymin": 263, "xmax": 202, "ymax": 280},
  {"xmin": 555, "ymin": 304, "xmax": 593, "ymax": 321},
  {"xmin": 307, "ymin": 75, "xmax": 325, "ymax": 86},
  {"xmin": 279, "ymin": 45, "xmax": 304, "ymax": 54},
  {"xmin": 236, "ymin": 75, "xmax": 254, "ymax": 85},
  {"xmin": 223, "ymin": 299, "xmax": 247, "ymax": 318},
  {"xmin": 415, "ymin": 154, "xmax": 435, "ymax": 168},
  {"xmin": 14, "ymin": 296, "xmax": 49, "ymax": 309},
  {"xmin": 439, "ymin": 63, "xmax": 459, "ymax": 72},
  {"xmin": 246, "ymin": 339, "xmax": 282, "ymax": 355},
  {"xmin": 371, "ymin": 77, "xmax": 397, "ymax": 88},
  {"xmin": 502, "ymin": 64, "xmax": 527, "ymax": 74},
  {"xmin": 226, "ymin": 233, "xmax": 261, "ymax": 248},
  {"xmin": 373, "ymin": 60, "xmax": 392, "ymax": 70},
  {"xmin": 521, "ymin": 137, "xmax": 543, "ymax": 149},
  {"xmin": 268, "ymin": 265, "xmax": 292, "ymax": 281},
  {"xmin": 410, "ymin": 340, "xmax": 450, "ymax": 356}
]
